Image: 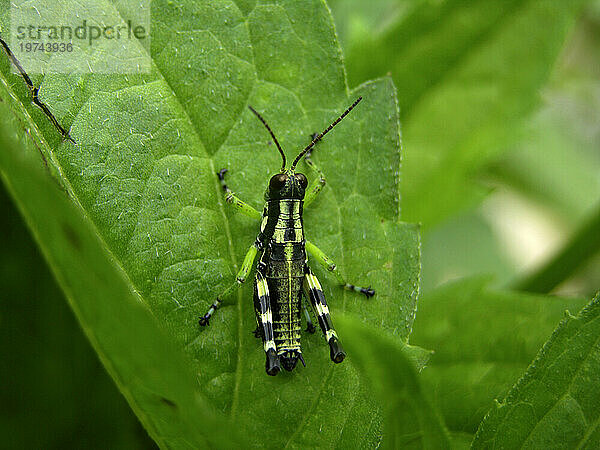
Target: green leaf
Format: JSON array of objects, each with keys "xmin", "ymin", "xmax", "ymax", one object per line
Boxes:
[
  {"xmin": 0, "ymin": 188, "xmax": 153, "ymax": 448},
  {"xmin": 489, "ymin": 15, "xmax": 600, "ymax": 225},
  {"xmin": 327, "ymin": 0, "xmax": 406, "ymax": 49},
  {"xmin": 491, "ymin": 113, "xmax": 600, "ymax": 225},
  {"xmin": 335, "ymin": 0, "xmax": 589, "ymax": 228},
  {"xmin": 420, "ymin": 211, "xmax": 515, "ymax": 292},
  {"xmin": 0, "ymin": 81, "xmax": 240, "ymax": 448},
  {"xmin": 337, "ymin": 314, "xmax": 451, "ymax": 449},
  {"xmin": 450, "ymin": 432, "xmax": 476, "ymax": 450},
  {"xmin": 514, "ymin": 205, "xmax": 600, "ymax": 293},
  {"xmin": 0, "ymin": 0, "xmax": 419, "ymax": 447},
  {"xmin": 410, "ymin": 277, "xmax": 589, "ymax": 436},
  {"xmin": 473, "ymin": 293, "xmax": 600, "ymax": 448},
  {"xmin": 487, "ymin": 7, "xmax": 600, "ymax": 296}
]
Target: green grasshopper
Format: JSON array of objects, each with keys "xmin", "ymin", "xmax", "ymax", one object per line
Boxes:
[{"xmin": 199, "ymin": 97, "xmax": 375, "ymax": 376}]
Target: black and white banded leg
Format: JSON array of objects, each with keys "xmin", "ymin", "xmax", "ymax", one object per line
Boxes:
[
  {"xmin": 254, "ymin": 272, "xmax": 280, "ymax": 376},
  {"xmin": 303, "ymin": 267, "xmax": 345, "ymax": 363}
]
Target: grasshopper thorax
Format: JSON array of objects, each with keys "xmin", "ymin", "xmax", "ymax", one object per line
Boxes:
[{"xmin": 266, "ymin": 170, "xmax": 308, "ymax": 201}]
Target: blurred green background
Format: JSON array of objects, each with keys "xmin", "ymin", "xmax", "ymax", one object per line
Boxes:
[
  {"xmin": 329, "ymin": 0, "xmax": 600, "ymax": 297},
  {"xmin": 1, "ymin": 0, "xmax": 599, "ymax": 447}
]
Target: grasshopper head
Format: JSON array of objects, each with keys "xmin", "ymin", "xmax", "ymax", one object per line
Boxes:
[{"xmin": 267, "ymin": 170, "xmax": 308, "ymax": 200}]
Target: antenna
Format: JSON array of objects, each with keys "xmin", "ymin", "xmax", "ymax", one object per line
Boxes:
[
  {"xmin": 290, "ymin": 96, "xmax": 362, "ymax": 170},
  {"xmin": 248, "ymin": 105, "xmax": 286, "ymax": 171},
  {"xmin": 0, "ymin": 36, "xmax": 75, "ymax": 143}
]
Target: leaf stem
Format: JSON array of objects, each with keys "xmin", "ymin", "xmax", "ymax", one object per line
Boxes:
[{"xmin": 513, "ymin": 204, "xmax": 600, "ymax": 293}]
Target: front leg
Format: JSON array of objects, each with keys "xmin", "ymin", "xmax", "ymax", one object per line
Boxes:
[
  {"xmin": 303, "ymin": 150, "xmax": 326, "ymax": 208},
  {"xmin": 198, "ymin": 243, "xmax": 259, "ymax": 326},
  {"xmin": 217, "ymin": 169, "xmax": 262, "ymax": 220},
  {"xmin": 305, "ymin": 240, "xmax": 375, "ymax": 298}
]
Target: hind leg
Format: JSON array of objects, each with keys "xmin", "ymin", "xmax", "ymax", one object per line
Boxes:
[
  {"xmin": 303, "ymin": 267, "xmax": 345, "ymax": 363},
  {"xmin": 254, "ymin": 272, "xmax": 280, "ymax": 376}
]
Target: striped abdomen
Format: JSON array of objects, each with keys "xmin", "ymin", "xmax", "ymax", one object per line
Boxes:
[
  {"xmin": 263, "ymin": 199, "xmax": 305, "ymax": 362},
  {"xmin": 267, "ymin": 255, "xmax": 303, "ymax": 355}
]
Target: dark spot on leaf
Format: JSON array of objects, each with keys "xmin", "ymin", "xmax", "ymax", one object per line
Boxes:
[
  {"xmin": 160, "ymin": 397, "xmax": 177, "ymax": 409},
  {"xmin": 62, "ymin": 222, "xmax": 81, "ymax": 251}
]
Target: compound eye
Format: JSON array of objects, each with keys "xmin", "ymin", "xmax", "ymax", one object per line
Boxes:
[
  {"xmin": 295, "ymin": 173, "xmax": 308, "ymax": 189},
  {"xmin": 269, "ymin": 173, "xmax": 288, "ymax": 191}
]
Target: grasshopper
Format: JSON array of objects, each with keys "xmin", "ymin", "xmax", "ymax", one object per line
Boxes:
[{"xmin": 199, "ymin": 97, "xmax": 374, "ymax": 376}]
